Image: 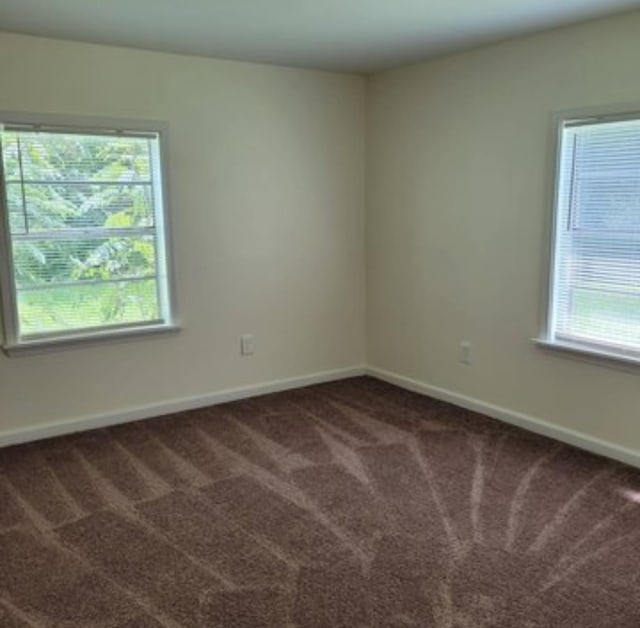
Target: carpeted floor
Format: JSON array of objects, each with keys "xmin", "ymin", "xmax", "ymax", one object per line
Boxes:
[{"xmin": 1, "ymin": 376, "xmax": 640, "ymax": 627}]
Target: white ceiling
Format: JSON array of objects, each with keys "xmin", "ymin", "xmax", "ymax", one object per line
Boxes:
[{"xmin": 0, "ymin": 0, "xmax": 638, "ymax": 73}]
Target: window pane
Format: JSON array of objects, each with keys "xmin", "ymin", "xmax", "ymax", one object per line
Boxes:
[
  {"xmin": 5, "ymin": 182, "xmax": 27, "ymax": 234},
  {"xmin": 0, "ymin": 132, "xmax": 21, "ymax": 179},
  {"xmin": 4, "ymin": 132, "xmax": 152, "ymax": 183},
  {"xmin": 566, "ymin": 288, "xmax": 640, "ymax": 350},
  {"xmin": 572, "ymin": 123, "xmax": 640, "ymax": 232},
  {"xmin": 573, "ymin": 176, "xmax": 640, "ymax": 231},
  {"xmin": 552, "ymin": 116, "xmax": 640, "ymax": 358},
  {"xmin": 16, "ymin": 279, "xmax": 160, "ymax": 335},
  {"xmin": 12, "ymin": 235, "xmax": 158, "ymax": 288},
  {"xmin": 16, "ymin": 182, "xmax": 154, "ymax": 232}
]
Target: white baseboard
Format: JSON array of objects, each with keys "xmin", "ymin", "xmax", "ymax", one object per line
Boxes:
[
  {"xmin": 366, "ymin": 366, "xmax": 640, "ymax": 469},
  {"xmin": 0, "ymin": 365, "xmax": 366, "ymax": 448},
  {"xmin": 4, "ymin": 363, "xmax": 637, "ymax": 470}
]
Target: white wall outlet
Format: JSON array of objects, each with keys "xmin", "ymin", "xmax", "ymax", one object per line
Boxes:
[
  {"xmin": 459, "ymin": 340, "xmax": 472, "ymax": 365},
  {"xmin": 240, "ymin": 334, "xmax": 255, "ymax": 356}
]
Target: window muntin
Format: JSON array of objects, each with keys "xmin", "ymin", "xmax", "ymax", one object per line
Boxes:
[
  {"xmin": 548, "ymin": 112, "xmax": 640, "ymax": 361},
  {"xmin": 0, "ymin": 119, "xmax": 174, "ymax": 349}
]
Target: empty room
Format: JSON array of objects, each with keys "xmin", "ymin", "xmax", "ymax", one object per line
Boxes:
[{"xmin": 1, "ymin": 0, "xmax": 639, "ymax": 626}]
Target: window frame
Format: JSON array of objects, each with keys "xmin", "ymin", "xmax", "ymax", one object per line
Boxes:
[
  {"xmin": 536, "ymin": 105, "xmax": 640, "ymax": 370},
  {"xmin": 0, "ymin": 112, "xmax": 179, "ymax": 355}
]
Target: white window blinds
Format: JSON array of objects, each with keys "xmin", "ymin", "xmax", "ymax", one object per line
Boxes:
[
  {"xmin": 550, "ymin": 114, "xmax": 640, "ymax": 360},
  {"xmin": 0, "ymin": 122, "xmax": 174, "ymax": 347}
]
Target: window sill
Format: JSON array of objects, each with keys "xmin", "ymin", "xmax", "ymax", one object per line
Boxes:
[
  {"xmin": 533, "ymin": 337, "xmax": 640, "ymax": 372},
  {"xmin": 2, "ymin": 323, "xmax": 181, "ymax": 357}
]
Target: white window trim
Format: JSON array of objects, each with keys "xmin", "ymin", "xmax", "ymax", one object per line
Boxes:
[
  {"xmin": 0, "ymin": 112, "xmax": 180, "ymax": 356},
  {"xmin": 534, "ymin": 103, "xmax": 640, "ymax": 371}
]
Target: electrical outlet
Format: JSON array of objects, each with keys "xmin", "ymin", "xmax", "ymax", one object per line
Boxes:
[
  {"xmin": 240, "ymin": 334, "xmax": 255, "ymax": 356},
  {"xmin": 459, "ymin": 341, "xmax": 472, "ymax": 365}
]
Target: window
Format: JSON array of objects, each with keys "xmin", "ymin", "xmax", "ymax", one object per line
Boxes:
[
  {"xmin": 0, "ymin": 115, "xmax": 176, "ymax": 353},
  {"xmin": 543, "ymin": 109, "xmax": 640, "ymax": 364}
]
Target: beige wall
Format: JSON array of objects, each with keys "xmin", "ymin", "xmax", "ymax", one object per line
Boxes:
[
  {"xmin": 0, "ymin": 33, "xmax": 366, "ymax": 434},
  {"xmin": 2, "ymin": 12, "xmax": 639, "ymax": 452},
  {"xmin": 367, "ymin": 12, "xmax": 640, "ymax": 450}
]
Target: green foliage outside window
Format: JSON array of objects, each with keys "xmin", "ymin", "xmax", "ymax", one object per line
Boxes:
[{"xmin": 1, "ymin": 129, "xmax": 164, "ymax": 336}]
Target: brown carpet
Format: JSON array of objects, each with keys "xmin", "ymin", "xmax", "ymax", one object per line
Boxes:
[{"xmin": 1, "ymin": 376, "xmax": 640, "ymax": 627}]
